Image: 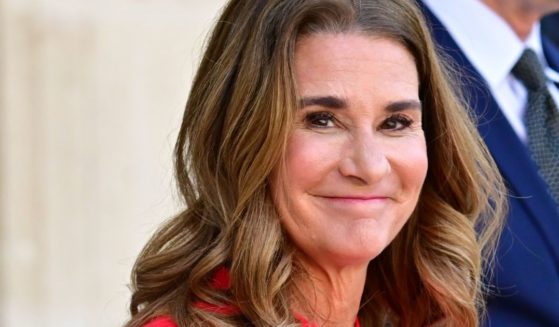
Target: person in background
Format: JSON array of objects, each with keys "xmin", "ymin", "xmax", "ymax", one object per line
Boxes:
[
  {"xmin": 125, "ymin": 0, "xmax": 506, "ymax": 326},
  {"xmin": 419, "ymin": 0, "xmax": 559, "ymax": 325},
  {"xmin": 542, "ymin": 12, "xmax": 559, "ymax": 46}
]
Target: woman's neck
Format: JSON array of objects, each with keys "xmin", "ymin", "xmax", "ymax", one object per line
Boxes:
[{"xmin": 292, "ymin": 257, "xmax": 367, "ymax": 326}]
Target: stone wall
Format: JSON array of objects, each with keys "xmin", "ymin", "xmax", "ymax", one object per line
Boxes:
[{"xmin": 0, "ymin": 0, "xmax": 226, "ymax": 326}]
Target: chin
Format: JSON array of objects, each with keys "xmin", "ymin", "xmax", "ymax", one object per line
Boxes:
[{"xmin": 323, "ymin": 243, "xmax": 389, "ymax": 268}]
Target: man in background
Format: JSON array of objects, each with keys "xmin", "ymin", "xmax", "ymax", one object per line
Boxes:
[
  {"xmin": 419, "ymin": 0, "xmax": 559, "ymax": 325},
  {"xmin": 543, "ymin": 12, "xmax": 559, "ymax": 46}
]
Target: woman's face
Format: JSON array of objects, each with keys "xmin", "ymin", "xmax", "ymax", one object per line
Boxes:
[{"xmin": 272, "ymin": 33, "xmax": 428, "ymax": 270}]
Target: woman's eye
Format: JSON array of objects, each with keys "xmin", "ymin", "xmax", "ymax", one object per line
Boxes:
[
  {"xmin": 304, "ymin": 112, "xmax": 336, "ymax": 128},
  {"xmin": 380, "ymin": 114, "xmax": 413, "ymax": 131}
]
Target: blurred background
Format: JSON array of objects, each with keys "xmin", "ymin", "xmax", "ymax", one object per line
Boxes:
[{"xmin": 0, "ymin": 0, "xmax": 226, "ymax": 326}]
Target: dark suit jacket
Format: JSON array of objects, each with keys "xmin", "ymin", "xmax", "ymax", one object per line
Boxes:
[
  {"xmin": 418, "ymin": 2, "xmax": 559, "ymax": 326},
  {"xmin": 542, "ymin": 12, "xmax": 559, "ymax": 47}
]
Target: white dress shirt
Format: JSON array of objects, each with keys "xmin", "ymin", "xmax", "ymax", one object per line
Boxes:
[{"xmin": 424, "ymin": 0, "xmax": 559, "ymax": 142}]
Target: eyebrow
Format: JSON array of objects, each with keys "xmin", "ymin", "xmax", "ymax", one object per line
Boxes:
[
  {"xmin": 386, "ymin": 100, "xmax": 422, "ymax": 112},
  {"xmin": 300, "ymin": 96, "xmax": 422, "ymax": 112},
  {"xmin": 300, "ymin": 96, "xmax": 347, "ymax": 109}
]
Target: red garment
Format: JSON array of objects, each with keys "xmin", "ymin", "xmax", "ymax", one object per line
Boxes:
[
  {"xmin": 191, "ymin": 266, "xmax": 241, "ymax": 315},
  {"xmin": 142, "ymin": 267, "xmax": 360, "ymax": 326},
  {"xmin": 144, "ymin": 316, "xmax": 361, "ymax": 327},
  {"xmin": 143, "ymin": 317, "xmax": 177, "ymax": 327}
]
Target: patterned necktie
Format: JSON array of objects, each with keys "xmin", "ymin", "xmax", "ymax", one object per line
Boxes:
[{"xmin": 511, "ymin": 49, "xmax": 559, "ymax": 206}]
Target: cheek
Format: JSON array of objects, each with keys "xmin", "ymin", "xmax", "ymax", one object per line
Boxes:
[
  {"xmin": 283, "ymin": 132, "xmax": 341, "ymax": 188},
  {"xmin": 271, "ymin": 133, "xmax": 332, "ymax": 245},
  {"xmin": 272, "ymin": 132, "xmax": 342, "ymax": 236},
  {"xmin": 270, "ymin": 132, "xmax": 330, "ymax": 218},
  {"xmin": 392, "ymin": 139, "xmax": 428, "ymax": 196}
]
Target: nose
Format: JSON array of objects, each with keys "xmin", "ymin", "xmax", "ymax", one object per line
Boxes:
[{"xmin": 338, "ymin": 133, "xmax": 390, "ymax": 185}]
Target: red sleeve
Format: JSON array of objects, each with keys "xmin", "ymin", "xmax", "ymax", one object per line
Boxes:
[
  {"xmin": 142, "ymin": 267, "xmax": 236, "ymax": 327},
  {"xmin": 143, "ymin": 316, "xmax": 177, "ymax": 327}
]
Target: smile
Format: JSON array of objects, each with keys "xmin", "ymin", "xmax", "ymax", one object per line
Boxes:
[
  {"xmin": 320, "ymin": 195, "xmax": 389, "ymax": 201},
  {"xmin": 314, "ymin": 195, "xmax": 391, "ymax": 212}
]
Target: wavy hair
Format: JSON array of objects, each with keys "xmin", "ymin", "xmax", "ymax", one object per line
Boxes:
[{"xmin": 126, "ymin": 0, "xmax": 506, "ymax": 326}]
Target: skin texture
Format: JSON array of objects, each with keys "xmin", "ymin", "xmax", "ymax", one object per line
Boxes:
[
  {"xmin": 272, "ymin": 33, "xmax": 428, "ymax": 326},
  {"xmin": 481, "ymin": 0, "xmax": 559, "ymax": 39}
]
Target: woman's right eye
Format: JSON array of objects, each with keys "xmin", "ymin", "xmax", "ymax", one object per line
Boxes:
[{"xmin": 304, "ymin": 111, "xmax": 336, "ymax": 128}]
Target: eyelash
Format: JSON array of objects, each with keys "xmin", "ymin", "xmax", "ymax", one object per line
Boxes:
[
  {"xmin": 380, "ymin": 114, "xmax": 414, "ymax": 130},
  {"xmin": 304, "ymin": 111, "xmax": 414, "ymax": 131},
  {"xmin": 304, "ymin": 112, "xmax": 336, "ymax": 128}
]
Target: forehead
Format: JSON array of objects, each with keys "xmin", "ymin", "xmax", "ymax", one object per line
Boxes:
[
  {"xmin": 295, "ymin": 32, "xmax": 414, "ymax": 64},
  {"xmin": 293, "ymin": 33, "xmax": 419, "ymax": 106}
]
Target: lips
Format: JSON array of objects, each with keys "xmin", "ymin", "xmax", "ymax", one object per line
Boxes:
[
  {"xmin": 320, "ymin": 195, "xmax": 389, "ymax": 201},
  {"xmin": 312, "ymin": 195, "xmax": 391, "ymax": 214}
]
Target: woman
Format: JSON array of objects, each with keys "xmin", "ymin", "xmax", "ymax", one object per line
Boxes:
[{"xmin": 126, "ymin": 0, "xmax": 506, "ymax": 326}]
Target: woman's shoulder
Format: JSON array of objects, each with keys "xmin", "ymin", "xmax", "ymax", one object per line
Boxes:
[{"xmin": 143, "ymin": 316, "xmax": 177, "ymax": 327}]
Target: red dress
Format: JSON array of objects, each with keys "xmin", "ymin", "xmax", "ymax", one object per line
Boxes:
[
  {"xmin": 144, "ymin": 316, "xmax": 361, "ymax": 327},
  {"xmin": 142, "ymin": 267, "xmax": 360, "ymax": 327}
]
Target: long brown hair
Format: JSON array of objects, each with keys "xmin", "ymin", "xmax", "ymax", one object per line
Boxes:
[{"xmin": 126, "ymin": 0, "xmax": 506, "ymax": 326}]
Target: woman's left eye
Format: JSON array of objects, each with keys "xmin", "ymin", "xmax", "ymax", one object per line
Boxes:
[{"xmin": 379, "ymin": 114, "xmax": 413, "ymax": 131}]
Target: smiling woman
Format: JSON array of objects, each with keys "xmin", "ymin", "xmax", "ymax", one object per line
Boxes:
[
  {"xmin": 275, "ymin": 32, "xmax": 427, "ymax": 279},
  {"xmin": 272, "ymin": 35, "xmax": 428, "ymax": 324},
  {"xmin": 125, "ymin": 1, "xmax": 506, "ymax": 326}
]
